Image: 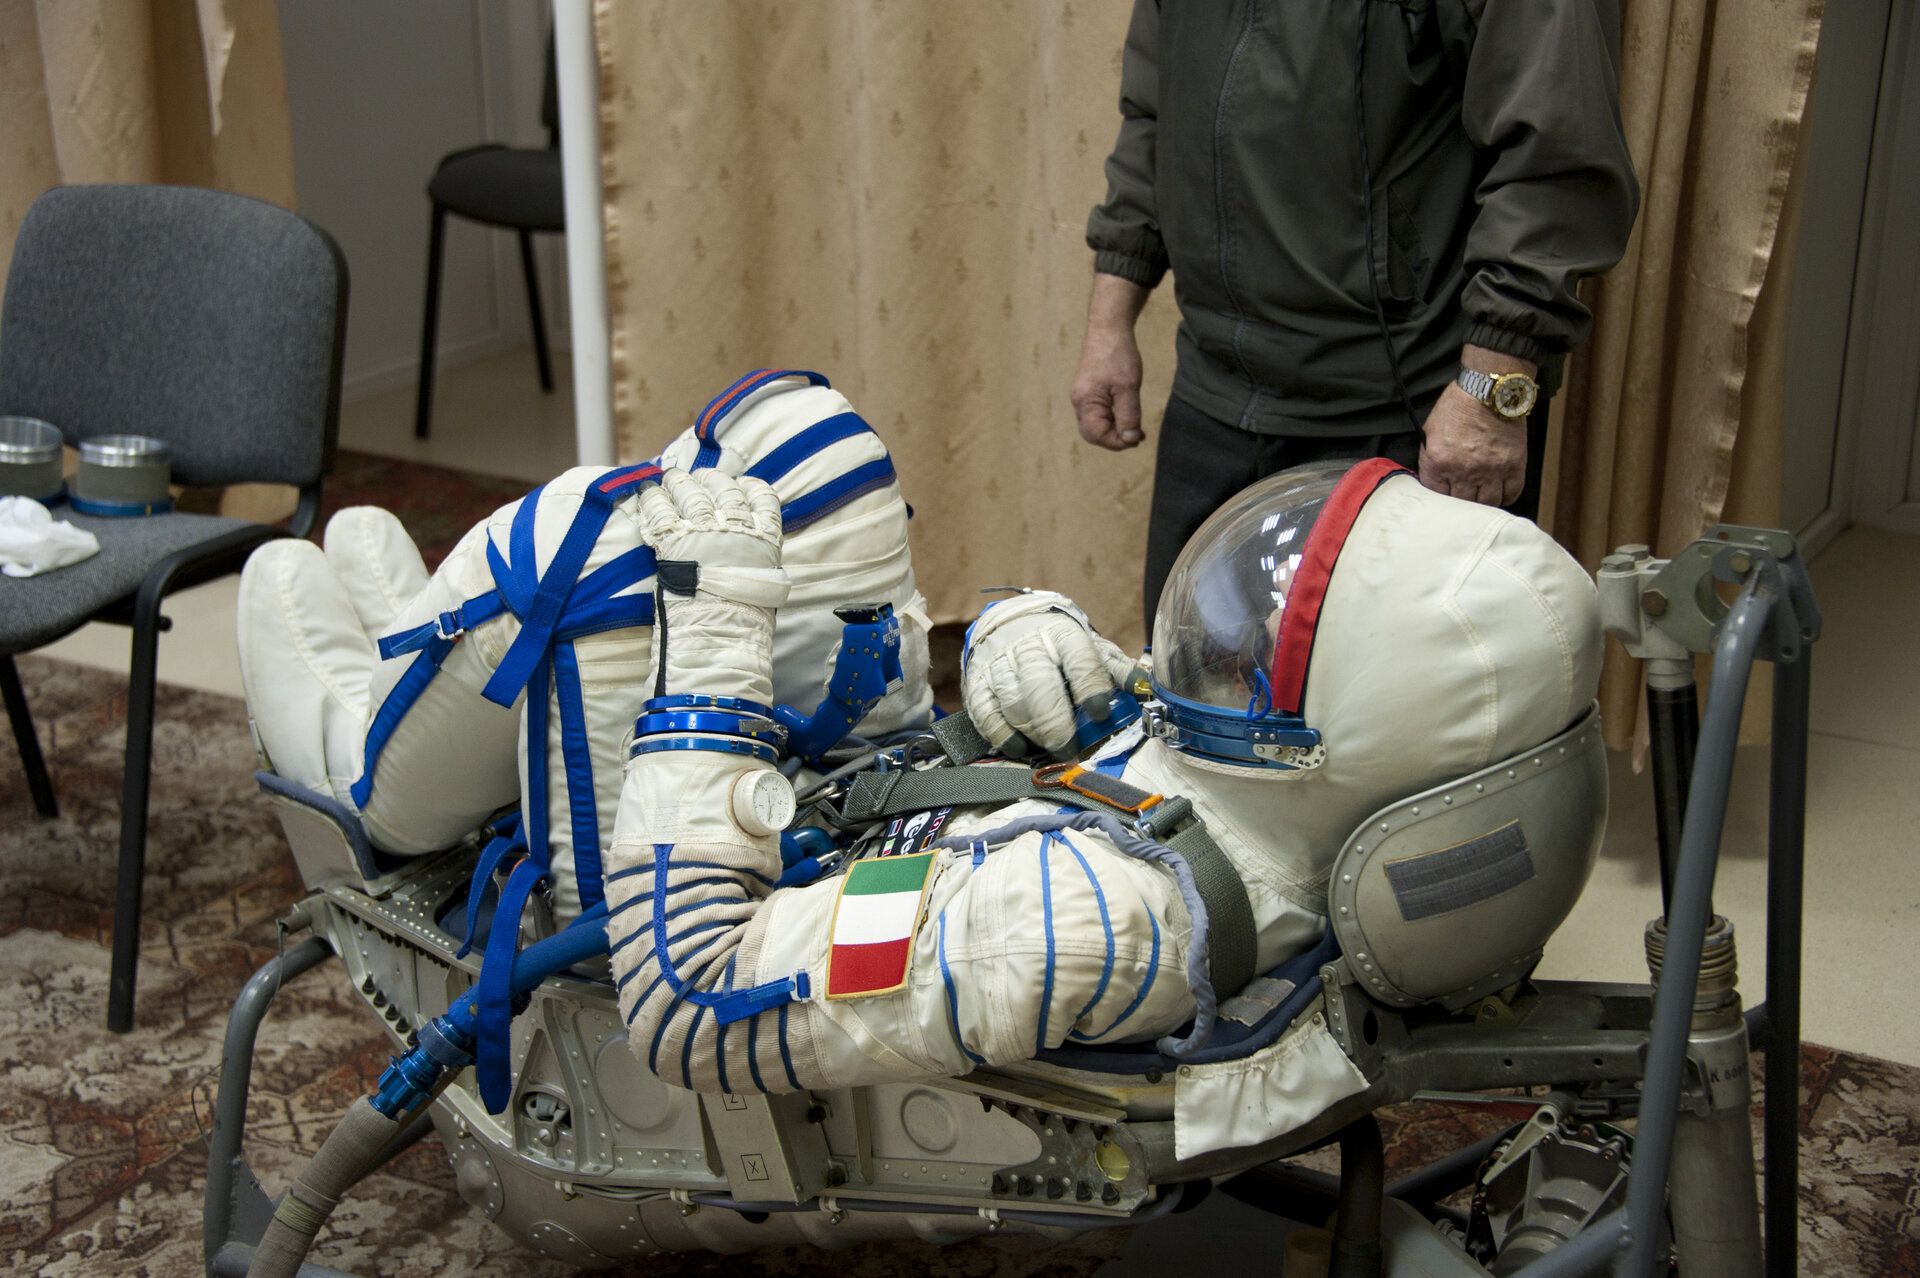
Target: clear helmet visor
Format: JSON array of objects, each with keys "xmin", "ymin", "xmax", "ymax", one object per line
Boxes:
[{"xmin": 1151, "ymin": 460, "xmax": 1351, "ymax": 714}]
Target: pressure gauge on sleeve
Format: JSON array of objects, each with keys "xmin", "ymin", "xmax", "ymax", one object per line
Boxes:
[{"xmin": 730, "ymin": 768, "xmax": 796, "ymax": 837}]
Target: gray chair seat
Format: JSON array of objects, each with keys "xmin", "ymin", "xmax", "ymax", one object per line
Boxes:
[
  {"xmin": 0, "ymin": 510, "xmax": 255, "ymax": 649},
  {"xmin": 428, "ymin": 146, "xmax": 565, "ymax": 231}
]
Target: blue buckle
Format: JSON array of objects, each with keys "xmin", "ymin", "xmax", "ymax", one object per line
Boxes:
[{"xmin": 706, "ymin": 972, "xmax": 811, "ymax": 1026}]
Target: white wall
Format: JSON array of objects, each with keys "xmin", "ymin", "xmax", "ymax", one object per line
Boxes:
[{"xmin": 277, "ymin": 0, "xmax": 567, "ymax": 403}]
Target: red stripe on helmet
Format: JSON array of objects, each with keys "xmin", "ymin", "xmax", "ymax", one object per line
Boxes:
[{"xmin": 1268, "ymin": 458, "xmax": 1411, "ymax": 715}]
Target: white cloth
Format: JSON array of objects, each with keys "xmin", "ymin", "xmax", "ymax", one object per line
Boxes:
[
  {"xmin": 0, "ymin": 497, "xmax": 100, "ymax": 578},
  {"xmin": 610, "ymin": 475, "xmax": 1606, "ymax": 1165}
]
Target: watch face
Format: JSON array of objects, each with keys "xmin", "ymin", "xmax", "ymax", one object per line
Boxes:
[{"xmin": 1491, "ymin": 374, "xmax": 1538, "ymax": 420}]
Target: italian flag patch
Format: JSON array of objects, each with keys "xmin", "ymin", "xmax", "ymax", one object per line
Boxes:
[{"xmin": 825, "ymin": 852, "xmax": 937, "ymax": 999}]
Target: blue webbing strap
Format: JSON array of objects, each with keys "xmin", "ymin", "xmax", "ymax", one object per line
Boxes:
[
  {"xmin": 458, "ymin": 819, "xmax": 525, "ymax": 959},
  {"xmin": 552, "ymin": 643, "xmax": 605, "ymax": 911},
  {"xmin": 483, "ymin": 494, "xmax": 613, "ymax": 706},
  {"xmin": 781, "ymin": 457, "xmax": 897, "ymax": 532},
  {"xmin": 353, "ymin": 588, "xmax": 506, "ymax": 810},
  {"xmin": 524, "ymin": 655, "xmax": 554, "ymax": 870},
  {"xmin": 481, "ymin": 466, "xmax": 662, "ymax": 708},
  {"xmin": 476, "ymin": 856, "xmax": 547, "ymax": 1113},
  {"xmin": 691, "ymin": 369, "xmax": 832, "ymax": 471},
  {"xmin": 744, "ymin": 412, "xmax": 872, "ymax": 485},
  {"xmin": 377, "ymin": 590, "xmax": 508, "ymax": 661}
]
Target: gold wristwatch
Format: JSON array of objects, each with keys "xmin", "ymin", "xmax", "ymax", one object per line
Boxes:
[{"xmin": 1456, "ymin": 367, "xmax": 1539, "ymax": 421}]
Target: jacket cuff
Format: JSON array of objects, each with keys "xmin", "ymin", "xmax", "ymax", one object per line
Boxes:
[
  {"xmin": 1093, "ymin": 250, "xmax": 1167, "ymax": 290},
  {"xmin": 1465, "ymin": 321, "xmax": 1556, "ymax": 366}
]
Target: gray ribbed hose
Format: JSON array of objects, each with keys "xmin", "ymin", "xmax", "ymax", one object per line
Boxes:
[{"xmin": 245, "ymin": 1097, "xmax": 413, "ymax": 1278}]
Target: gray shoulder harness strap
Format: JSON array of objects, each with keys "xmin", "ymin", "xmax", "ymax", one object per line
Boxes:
[
  {"xmin": 841, "ymin": 762, "xmax": 1260, "ymax": 999},
  {"xmin": 926, "ymin": 709, "xmax": 998, "ymax": 765}
]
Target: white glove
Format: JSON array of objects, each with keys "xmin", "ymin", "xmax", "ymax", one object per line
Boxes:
[
  {"xmin": 961, "ymin": 590, "xmax": 1137, "ymax": 756},
  {"xmin": 634, "ymin": 469, "xmax": 789, "ymax": 702}
]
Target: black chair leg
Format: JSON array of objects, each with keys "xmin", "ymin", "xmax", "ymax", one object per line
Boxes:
[
  {"xmin": 415, "ymin": 203, "xmax": 449, "ymax": 439},
  {"xmin": 519, "ymin": 228, "xmax": 554, "ymax": 392},
  {"xmin": 107, "ymin": 596, "xmax": 167, "ymax": 1033},
  {"xmin": 2, "ymin": 655, "xmax": 58, "ymax": 818}
]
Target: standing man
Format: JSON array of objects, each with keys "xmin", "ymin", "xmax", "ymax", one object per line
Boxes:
[{"xmin": 1073, "ymin": 0, "xmax": 1640, "ymax": 630}]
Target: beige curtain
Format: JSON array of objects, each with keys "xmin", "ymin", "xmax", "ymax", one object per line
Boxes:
[
  {"xmin": 594, "ymin": 2, "xmax": 1821, "ymax": 668},
  {"xmin": 593, "ymin": 0, "xmax": 1172, "ymax": 650},
  {"xmin": 1546, "ymin": 0, "xmax": 1823, "ymax": 749},
  {"xmin": 0, "ymin": 0, "xmax": 295, "ymax": 285},
  {"xmin": 0, "ymin": 0, "xmax": 297, "ymax": 516}
]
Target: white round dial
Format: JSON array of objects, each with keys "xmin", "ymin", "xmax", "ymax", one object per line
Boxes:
[{"xmin": 730, "ymin": 769, "xmax": 796, "ymax": 837}]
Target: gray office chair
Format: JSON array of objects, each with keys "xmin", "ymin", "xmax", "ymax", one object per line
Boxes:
[
  {"xmin": 0, "ymin": 183, "xmax": 347, "ymax": 1033},
  {"xmin": 414, "ymin": 40, "xmax": 561, "ymax": 438}
]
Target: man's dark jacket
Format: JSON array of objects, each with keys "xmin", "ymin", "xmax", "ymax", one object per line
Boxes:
[{"xmin": 1088, "ymin": 0, "xmax": 1640, "ymax": 437}]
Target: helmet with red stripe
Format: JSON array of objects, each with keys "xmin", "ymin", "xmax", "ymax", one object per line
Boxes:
[{"xmin": 1145, "ymin": 458, "xmax": 1407, "ymax": 770}]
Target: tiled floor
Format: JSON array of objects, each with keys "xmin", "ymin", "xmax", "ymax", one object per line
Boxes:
[{"xmin": 35, "ymin": 350, "xmax": 1920, "ymax": 1065}]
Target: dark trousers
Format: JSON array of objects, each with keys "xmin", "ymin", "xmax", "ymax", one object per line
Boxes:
[{"xmin": 1141, "ymin": 394, "xmax": 1549, "ymax": 636}]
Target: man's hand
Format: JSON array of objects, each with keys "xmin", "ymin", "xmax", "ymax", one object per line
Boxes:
[
  {"xmin": 1418, "ymin": 345, "xmax": 1535, "ymax": 507},
  {"xmin": 1072, "ymin": 274, "xmax": 1152, "ymax": 450}
]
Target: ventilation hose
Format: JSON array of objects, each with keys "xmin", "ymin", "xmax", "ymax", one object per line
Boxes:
[{"xmin": 246, "ymin": 907, "xmax": 609, "ymax": 1278}]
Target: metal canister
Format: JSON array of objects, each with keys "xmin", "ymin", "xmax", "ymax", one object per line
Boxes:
[
  {"xmin": 73, "ymin": 435, "xmax": 173, "ymax": 516},
  {"xmin": 0, "ymin": 416, "xmax": 65, "ymax": 503}
]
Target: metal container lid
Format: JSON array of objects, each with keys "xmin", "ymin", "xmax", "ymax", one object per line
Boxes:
[
  {"xmin": 0, "ymin": 416, "xmax": 62, "ymax": 465},
  {"xmin": 79, "ymin": 434, "xmax": 171, "ymax": 468}
]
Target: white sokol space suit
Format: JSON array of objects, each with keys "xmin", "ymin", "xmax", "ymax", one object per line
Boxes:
[
  {"xmin": 239, "ymin": 376, "xmax": 1602, "ymax": 1162},
  {"xmin": 600, "ymin": 454, "xmax": 1602, "ymax": 1158}
]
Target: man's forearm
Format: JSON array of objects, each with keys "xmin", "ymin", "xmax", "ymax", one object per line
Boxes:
[{"xmin": 1088, "ymin": 271, "xmax": 1152, "ymax": 335}]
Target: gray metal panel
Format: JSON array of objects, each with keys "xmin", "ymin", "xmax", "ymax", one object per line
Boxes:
[{"xmin": 1328, "ymin": 706, "xmax": 1607, "ymax": 1007}]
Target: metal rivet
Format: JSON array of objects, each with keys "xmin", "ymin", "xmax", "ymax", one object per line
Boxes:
[
  {"xmin": 1356, "ymin": 953, "xmax": 1367, "ymax": 961},
  {"xmin": 1476, "ymin": 783, "xmax": 1485, "ymax": 792},
  {"xmin": 1443, "ymin": 795, "xmax": 1453, "ymax": 805},
  {"xmin": 1340, "ymin": 906, "xmax": 1349, "ymax": 914},
  {"xmin": 1380, "ymin": 822, "xmax": 1390, "ymax": 833},
  {"xmin": 1410, "ymin": 806, "xmax": 1420, "ymax": 816},
  {"xmin": 1342, "ymin": 874, "xmax": 1352, "ymax": 884}
]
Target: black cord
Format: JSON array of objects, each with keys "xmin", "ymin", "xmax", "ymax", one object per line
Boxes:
[
  {"xmin": 1353, "ymin": 0, "xmax": 1423, "ymax": 433},
  {"xmin": 652, "ymin": 586, "xmax": 668, "ymax": 700}
]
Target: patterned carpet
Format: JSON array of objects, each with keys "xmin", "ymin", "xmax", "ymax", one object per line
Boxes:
[{"xmin": 0, "ymin": 452, "xmax": 1913, "ymax": 1275}]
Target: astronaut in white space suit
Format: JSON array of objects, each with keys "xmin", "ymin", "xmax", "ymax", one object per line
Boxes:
[{"xmin": 602, "ymin": 455, "xmax": 1604, "ymax": 1150}]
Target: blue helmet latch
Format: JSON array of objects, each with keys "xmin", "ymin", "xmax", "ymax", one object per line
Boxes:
[{"xmin": 1143, "ymin": 678, "xmax": 1327, "ymax": 771}]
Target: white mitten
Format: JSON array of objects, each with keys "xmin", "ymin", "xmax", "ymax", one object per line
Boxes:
[
  {"xmin": 961, "ymin": 590, "xmax": 1137, "ymax": 755},
  {"xmin": 632, "ymin": 468, "xmax": 789, "ymax": 703}
]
